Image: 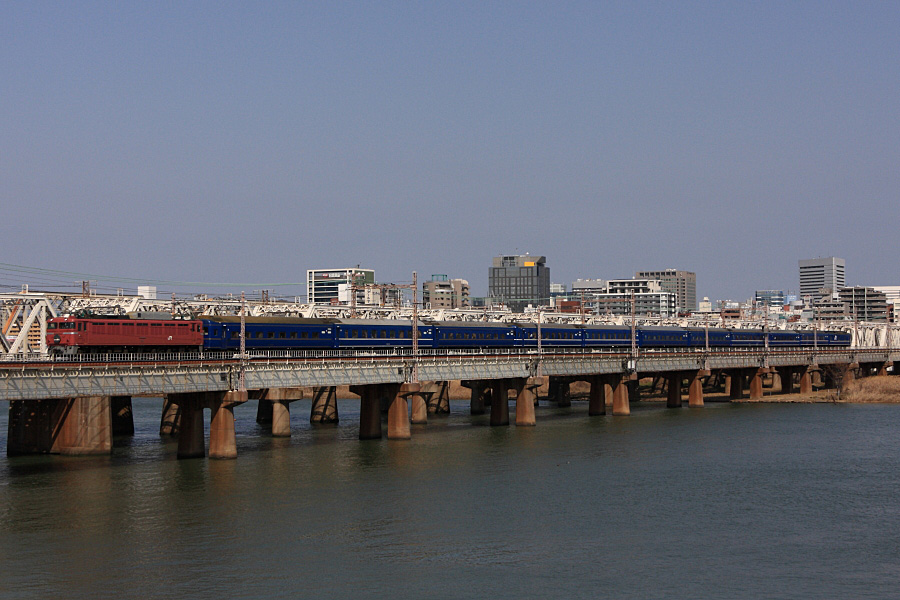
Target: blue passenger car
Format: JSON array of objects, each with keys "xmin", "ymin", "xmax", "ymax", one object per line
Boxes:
[
  {"xmin": 334, "ymin": 319, "xmax": 422, "ymax": 349},
  {"xmin": 201, "ymin": 317, "xmax": 338, "ymax": 350},
  {"xmin": 518, "ymin": 324, "xmax": 583, "ymax": 348},
  {"xmin": 767, "ymin": 330, "xmax": 802, "ymax": 347},
  {"xmin": 685, "ymin": 327, "xmax": 733, "ymax": 348},
  {"xmin": 432, "ymin": 322, "xmax": 517, "ymax": 349},
  {"xmin": 580, "ymin": 325, "xmax": 634, "ymax": 349},
  {"xmin": 637, "ymin": 326, "xmax": 689, "ymax": 348}
]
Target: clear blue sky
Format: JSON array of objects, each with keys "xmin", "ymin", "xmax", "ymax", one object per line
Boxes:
[{"xmin": 2, "ymin": 2, "xmax": 898, "ymax": 302}]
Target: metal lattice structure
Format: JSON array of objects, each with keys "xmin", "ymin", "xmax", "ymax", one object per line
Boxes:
[{"xmin": 2, "ymin": 291, "xmax": 899, "ymax": 361}]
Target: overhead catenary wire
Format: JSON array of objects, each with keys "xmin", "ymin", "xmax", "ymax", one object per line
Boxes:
[{"xmin": 0, "ymin": 262, "xmax": 305, "ymax": 289}]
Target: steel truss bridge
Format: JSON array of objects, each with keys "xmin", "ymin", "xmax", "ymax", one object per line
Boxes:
[{"xmin": 4, "ymin": 291, "xmax": 900, "ymax": 358}]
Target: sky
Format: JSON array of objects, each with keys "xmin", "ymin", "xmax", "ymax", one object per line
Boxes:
[{"xmin": 2, "ymin": 1, "xmax": 898, "ymax": 303}]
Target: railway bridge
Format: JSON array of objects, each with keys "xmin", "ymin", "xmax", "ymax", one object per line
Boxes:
[{"xmin": 4, "ymin": 346, "xmax": 898, "ymax": 460}]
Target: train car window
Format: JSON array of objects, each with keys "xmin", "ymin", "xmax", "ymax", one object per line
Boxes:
[
  {"xmin": 267, "ymin": 332, "xmax": 275, "ymax": 339},
  {"xmin": 279, "ymin": 332, "xmax": 286, "ymax": 339},
  {"xmin": 380, "ymin": 330, "xmax": 386, "ymax": 338},
  {"xmin": 311, "ymin": 332, "xmax": 319, "ymax": 339},
  {"xmin": 302, "ymin": 332, "xmax": 308, "ymax": 339}
]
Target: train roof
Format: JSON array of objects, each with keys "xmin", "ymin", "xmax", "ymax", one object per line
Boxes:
[
  {"xmin": 202, "ymin": 316, "xmax": 339, "ymax": 325},
  {"xmin": 517, "ymin": 322, "xmax": 589, "ymax": 329},
  {"xmin": 426, "ymin": 321, "xmax": 518, "ymax": 328}
]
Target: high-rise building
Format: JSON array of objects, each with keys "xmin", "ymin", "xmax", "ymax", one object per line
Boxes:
[
  {"xmin": 635, "ymin": 270, "xmax": 696, "ymax": 312},
  {"xmin": 423, "ymin": 275, "xmax": 470, "ymax": 309},
  {"xmin": 798, "ymin": 257, "xmax": 845, "ymax": 300},
  {"xmin": 307, "ymin": 268, "xmax": 375, "ymax": 304},
  {"xmin": 839, "ymin": 286, "xmax": 888, "ymax": 322},
  {"xmin": 488, "ymin": 254, "xmax": 550, "ymax": 312}
]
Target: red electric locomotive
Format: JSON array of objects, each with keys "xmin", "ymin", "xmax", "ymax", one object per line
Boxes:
[{"xmin": 47, "ymin": 314, "xmax": 204, "ymax": 355}]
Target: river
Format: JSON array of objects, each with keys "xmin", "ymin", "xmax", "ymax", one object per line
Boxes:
[{"xmin": 1, "ymin": 398, "xmax": 899, "ymax": 599}]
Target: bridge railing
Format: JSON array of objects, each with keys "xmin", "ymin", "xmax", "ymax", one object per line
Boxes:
[{"xmin": 1, "ymin": 345, "xmax": 890, "ymax": 366}]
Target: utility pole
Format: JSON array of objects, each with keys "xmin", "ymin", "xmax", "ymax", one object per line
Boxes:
[
  {"xmin": 412, "ymin": 271, "xmax": 418, "ymax": 383},
  {"xmin": 536, "ymin": 309, "xmax": 543, "ymax": 378},
  {"xmin": 630, "ymin": 290, "xmax": 637, "ymax": 360},
  {"xmin": 239, "ymin": 291, "xmax": 247, "ymax": 392}
]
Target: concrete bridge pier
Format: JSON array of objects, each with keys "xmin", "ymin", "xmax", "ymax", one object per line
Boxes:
[
  {"xmin": 549, "ymin": 377, "xmax": 571, "ymax": 407},
  {"xmin": 387, "ymin": 383, "xmax": 420, "ymax": 440},
  {"xmin": 160, "ymin": 395, "xmax": 181, "ymax": 436},
  {"xmin": 777, "ymin": 367, "xmax": 796, "ymax": 395},
  {"xmin": 604, "ymin": 376, "xmax": 615, "ymax": 409},
  {"xmin": 351, "ymin": 385, "xmax": 383, "ymax": 440},
  {"xmin": 7, "ymin": 400, "xmax": 57, "ymax": 456},
  {"xmin": 726, "ymin": 370, "xmax": 745, "ymax": 400},
  {"xmin": 666, "ymin": 373, "xmax": 682, "ymax": 408},
  {"xmin": 265, "ymin": 388, "xmax": 303, "ymax": 436},
  {"xmin": 110, "ymin": 396, "xmax": 134, "ymax": 437},
  {"xmin": 462, "ymin": 380, "xmax": 489, "ymax": 415},
  {"xmin": 627, "ymin": 379, "xmax": 641, "ymax": 403},
  {"xmin": 491, "ymin": 379, "xmax": 510, "ymax": 426},
  {"xmin": 822, "ymin": 368, "xmax": 837, "ymax": 390},
  {"xmin": 841, "ymin": 363, "xmax": 859, "ymax": 391},
  {"xmin": 209, "ymin": 391, "xmax": 248, "ymax": 459},
  {"xmin": 689, "ymin": 370, "xmax": 709, "ymax": 407},
  {"xmin": 799, "ymin": 366, "xmax": 813, "ymax": 394},
  {"xmin": 8, "ymin": 396, "xmax": 114, "ymax": 456},
  {"xmin": 612, "ymin": 376, "xmax": 631, "ymax": 416},
  {"xmin": 173, "ymin": 393, "xmax": 206, "ymax": 459},
  {"xmin": 310, "ymin": 386, "xmax": 339, "ymax": 424},
  {"xmin": 422, "ymin": 381, "xmax": 451, "ymax": 415},
  {"xmin": 589, "ymin": 375, "xmax": 608, "ymax": 415},
  {"xmin": 515, "ymin": 377, "xmax": 541, "ymax": 426},
  {"xmin": 409, "ymin": 389, "xmax": 428, "ymax": 425},
  {"xmin": 53, "ymin": 396, "xmax": 113, "ymax": 456},
  {"xmin": 255, "ymin": 391, "xmax": 274, "ymax": 425},
  {"xmin": 749, "ymin": 368, "xmax": 771, "ymax": 400}
]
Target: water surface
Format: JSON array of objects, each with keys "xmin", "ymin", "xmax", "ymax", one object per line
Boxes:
[{"xmin": 1, "ymin": 398, "xmax": 898, "ymax": 599}]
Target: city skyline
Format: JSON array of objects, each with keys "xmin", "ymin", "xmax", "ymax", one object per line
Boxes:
[{"xmin": 2, "ymin": 4, "xmax": 898, "ymax": 301}]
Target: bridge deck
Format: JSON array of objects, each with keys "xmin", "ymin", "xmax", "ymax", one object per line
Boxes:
[{"xmin": 1, "ymin": 348, "xmax": 896, "ymax": 401}]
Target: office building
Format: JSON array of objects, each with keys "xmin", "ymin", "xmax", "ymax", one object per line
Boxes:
[
  {"xmin": 839, "ymin": 286, "xmax": 888, "ymax": 322},
  {"xmin": 635, "ymin": 270, "xmax": 696, "ymax": 312},
  {"xmin": 799, "ymin": 257, "xmax": 845, "ymax": 300},
  {"xmin": 423, "ymin": 275, "xmax": 470, "ymax": 309},
  {"xmin": 307, "ymin": 268, "xmax": 375, "ymax": 305},
  {"xmin": 571, "ymin": 278, "xmax": 676, "ymax": 317},
  {"xmin": 755, "ymin": 290, "xmax": 787, "ymax": 309},
  {"xmin": 488, "ymin": 254, "xmax": 550, "ymax": 312}
]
